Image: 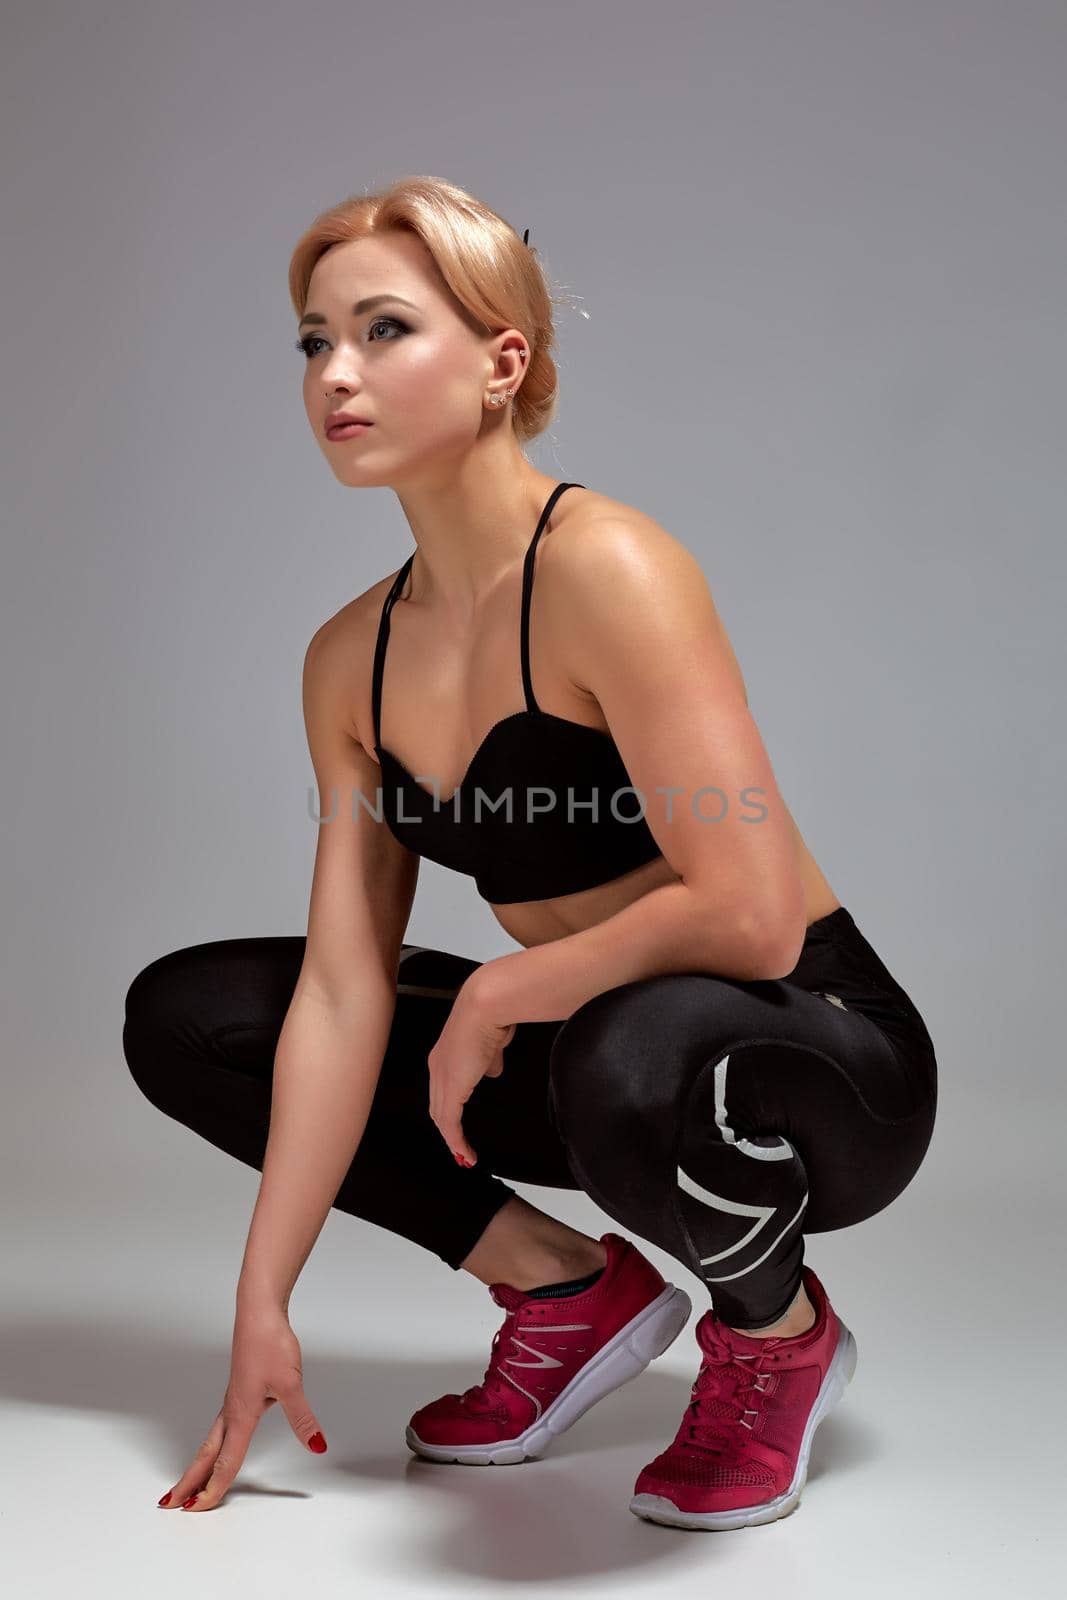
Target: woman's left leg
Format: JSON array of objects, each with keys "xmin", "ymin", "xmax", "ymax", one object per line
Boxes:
[{"xmin": 545, "ymin": 920, "xmax": 937, "ymax": 1331}]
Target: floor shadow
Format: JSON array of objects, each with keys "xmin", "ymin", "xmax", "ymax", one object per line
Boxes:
[{"xmin": 0, "ymin": 1310, "xmax": 878, "ymax": 1581}]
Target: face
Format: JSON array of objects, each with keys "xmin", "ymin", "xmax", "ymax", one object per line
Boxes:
[{"xmin": 297, "ymin": 230, "xmax": 512, "ymax": 487}]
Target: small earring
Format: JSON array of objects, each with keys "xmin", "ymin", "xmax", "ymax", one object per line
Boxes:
[{"xmin": 487, "ymin": 350, "xmax": 525, "ymax": 406}]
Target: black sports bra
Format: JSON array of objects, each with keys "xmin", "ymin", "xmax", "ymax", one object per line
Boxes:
[{"xmin": 371, "ymin": 481, "xmax": 664, "ymax": 904}]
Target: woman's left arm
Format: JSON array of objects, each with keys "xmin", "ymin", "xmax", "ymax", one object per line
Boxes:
[
  {"xmin": 430, "ymin": 514, "xmax": 809, "ymax": 1161},
  {"xmin": 466, "ymin": 872, "xmax": 798, "ymax": 1032},
  {"xmin": 476, "ymin": 510, "xmax": 809, "ymax": 1013}
]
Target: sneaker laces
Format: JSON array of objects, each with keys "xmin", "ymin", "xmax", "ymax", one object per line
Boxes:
[
  {"xmin": 460, "ymin": 1290, "xmax": 522, "ymax": 1408},
  {"xmin": 684, "ymin": 1326, "xmax": 782, "ymax": 1453}
]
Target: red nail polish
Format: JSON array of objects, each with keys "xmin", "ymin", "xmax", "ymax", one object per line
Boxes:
[
  {"xmin": 182, "ymin": 1495, "xmax": 199, "ymax": 1509},
  {"xmin": 307, "ymin": 1431, "xmax": 327, "ymax": 1453},
  {"xmin": 158, "ymin": 1492, "xmax": 172, "ymax": 1506}
]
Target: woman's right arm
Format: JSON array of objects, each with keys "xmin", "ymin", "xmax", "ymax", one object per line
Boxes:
[
  {"xmin": 236, "ymin": 617, "xmax": 419, "ymax": 1314},
  {"xmin": 160, "ymin": 609, "xmax": 423, "ymax": 1513}
]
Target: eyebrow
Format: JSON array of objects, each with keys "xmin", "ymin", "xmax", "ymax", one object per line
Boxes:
[{"xmin": 298, "ymin": 294, "xmax": 420, "ymax": 329}]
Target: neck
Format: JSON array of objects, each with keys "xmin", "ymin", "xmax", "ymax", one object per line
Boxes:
[{"xmin": 391, "ymin": 441, "xmax": 561, "ymax": 618}]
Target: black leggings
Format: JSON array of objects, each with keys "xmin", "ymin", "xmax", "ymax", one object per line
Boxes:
[{"xmin": 122, "ymin": 906, "xmax": 937, "ymax": 1329}]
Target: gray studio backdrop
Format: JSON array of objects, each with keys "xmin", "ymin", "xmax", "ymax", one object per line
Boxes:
[{"xmin": 3, "ymin": 0, "xmax": 1064, "ymax": 1443}]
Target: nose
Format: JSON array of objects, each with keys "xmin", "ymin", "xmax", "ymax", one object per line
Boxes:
[{"xmin": 317, "ymin": 348, "xmax": 364, "ymax": 391}]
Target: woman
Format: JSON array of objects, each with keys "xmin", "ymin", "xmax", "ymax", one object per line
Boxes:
[{"xmin": 124, "ymin": 175, "xmax": 937, "ymax": 1532}]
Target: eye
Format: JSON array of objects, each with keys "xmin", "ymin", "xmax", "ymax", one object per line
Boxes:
[
  {"xmin": 294, "ymin": 334, "xmax": 327, "ymax": 358},
  {"xmin": 368, "ymin": 315, "xmax": 409, "ymax": 341},
  {"xmin": 293, "ymin": 316, "xmax": 409, "ymax": 359}
]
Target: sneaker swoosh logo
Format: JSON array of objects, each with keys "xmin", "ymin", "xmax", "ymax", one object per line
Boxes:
[{"xmin": 505, "ymin": 1336, "xmax": 566, "ymax": 1370}]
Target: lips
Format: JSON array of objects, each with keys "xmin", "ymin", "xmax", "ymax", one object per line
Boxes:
[{"xmin": 325, "ymin": 413, "xmax": 372, "ymax": 439}]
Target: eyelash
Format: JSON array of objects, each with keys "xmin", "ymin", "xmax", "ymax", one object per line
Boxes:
[{"xmin": 293, "ymin": 316, "xmax": 409, "ymax": 358}]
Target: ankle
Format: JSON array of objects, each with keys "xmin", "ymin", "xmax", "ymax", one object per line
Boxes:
[
  {"xmin": 461, "ymin": 1208, "xmax": 607, "ymax": 1291},
  {"xmin": 729, "ymin": 1284, "xmax": 817, "ymax": 1340},
  {"xmin": 502, "ymin": 1237, "xmax": 608, "ymax": 1294}
]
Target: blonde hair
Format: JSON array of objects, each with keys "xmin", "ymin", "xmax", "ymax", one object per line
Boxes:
[{"xmin": 288, "ymin": 174, "xmax": 576, "ymax": 445}]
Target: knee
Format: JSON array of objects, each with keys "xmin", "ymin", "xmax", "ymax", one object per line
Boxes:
[
  {"xmin": 124, "ymin": 944, "xmax": 192, "ymax": 1028},
  {"xmin": 548, "ymin": 974, "xmax": 711, "ymax": 1140},
  {"xmin": 122, "ymin": 948, "xmax": 193, "ymax": 1097},
  {"xmin": 125, "ymin": 953, "xmax": 172, "ymax": 1027}
]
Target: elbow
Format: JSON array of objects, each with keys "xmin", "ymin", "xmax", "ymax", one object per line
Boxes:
[
  {"xmin": 736, "ymin": 900, "xmax": 808, "ymax": 981},
  {"xmin": 752, "ymin": 934, "xmax": 806, "ymax": 980}
]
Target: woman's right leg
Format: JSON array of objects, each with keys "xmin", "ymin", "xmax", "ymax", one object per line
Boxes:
[{"xmin": 122, "ymin": 938, "xmax": 585, "ymax": 1276}]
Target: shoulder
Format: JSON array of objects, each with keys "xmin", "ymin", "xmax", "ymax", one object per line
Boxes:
[
  {"xmin": 303, "ymin": 565, "xmax": 409, "ymax": 750},
  {"xmin": 307, "ymin": 566, "xmax": 401, "ymax": 655},
  {"xmin": 545, "ymin": 488, "xmax": 710, "ymax": 600},
  {"xmin": 543, "ymin": 489, "xmax": 750, "ymax": 706}
]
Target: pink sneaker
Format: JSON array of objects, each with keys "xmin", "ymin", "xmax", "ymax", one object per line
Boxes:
[
  {"xmin": 405, "ymin": 1232, "xmax": 691, "ymax": 1465},
  {"xmin": 630, "ymin": 1265, "xmax": 858, "ymax": 1530}
]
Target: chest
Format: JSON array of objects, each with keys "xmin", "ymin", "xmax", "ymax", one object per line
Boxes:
[{"xmin": 367, "ymin": 570, "xmax": 605, "ymax": 802}]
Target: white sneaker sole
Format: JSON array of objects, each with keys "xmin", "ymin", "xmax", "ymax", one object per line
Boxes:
[
  {"xmin": 405, "ymin": 1281, "xmax": 693, "ymax": 1466},
  {"xmin": 629, "ymin": 1318, "xmax": 859, "ymax": 1530}
]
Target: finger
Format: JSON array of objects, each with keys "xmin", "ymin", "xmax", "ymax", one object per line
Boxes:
[
  {"xmin": 435, "ymin": 1101, "xmax": 476, "ymax": 1166},
  {"xmin": 427, "ymin": 1060, "xmax": 477, "ymax": 1164},
  {"xmin": 277, "ymin": 1383, "xmax": 327, "ymax": 1454},
  {"xmin": 159, "ymin": 1411, "xmax": 224, "ymax": 1509},
  {"xmin": 182, "ymin": 1412, "xmax": 257, "ymax": 1511}
]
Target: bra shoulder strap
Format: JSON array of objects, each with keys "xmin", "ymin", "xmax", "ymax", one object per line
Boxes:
[
  {"xmin": 370, "ymin": 554, "xmax": 415, "ymax": 749},
  {"xmin": 520, "ymin": 482, "xmax": 585, "ymax": 713}
]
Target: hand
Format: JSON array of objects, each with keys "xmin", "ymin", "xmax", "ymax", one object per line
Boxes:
[
  {"xmin": 158, "ymin": 1302, "xmax": 326, "ymax": 1513},
  {"xmin": 427, "ymin": 980, "xmax": 517, "ymax": 1167}
]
